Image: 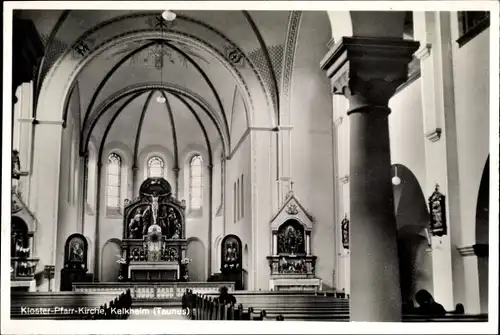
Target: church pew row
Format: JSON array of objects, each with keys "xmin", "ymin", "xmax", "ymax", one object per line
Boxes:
[
  {"xmin": 193, "ymin": 293, "xmax": 487, "ymax": 322},
  {"xmin": 10, "ymin": 290, "xmax": 132, "ymax": 320}
]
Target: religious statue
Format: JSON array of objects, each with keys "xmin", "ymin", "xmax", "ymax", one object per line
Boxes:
[
  {"xmin": 431, "ymin": 200, "xmax": 443, "ymax": 228},
  {"xmin": 341, "ymin": 214, "xmax": 349, "ymax": 250},
  {"xmin": 12, "ymin": 150, "xmax": 21, "ymax": 180},
  {"xmin": 158, "ymin": 205, "xmax": 169, "ymax": 235},
  {"xmin": 428, "ymin": 184, "xmax": 447, "ymax": 236},
  {"xmin": 225, "ymin": 242, "xmax": 238, "ymax": 262},
  {"xmin": 278, "ymin": 224, "xmax": 304, "ymax": 255},
  {"xmin": 128, "ymin": 209, "xmax": 144, "ymax": 238},
  {"xmin": 167, "ymin": 207, "xmax": 177, "ymax": 237},
  {"xmin": 70, "ymin": 242, "xmax": 84, "ymax": 262}
]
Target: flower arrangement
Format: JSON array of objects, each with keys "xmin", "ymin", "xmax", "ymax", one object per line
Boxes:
[
  {"xmin": 180, "ymin": 257, "xmax": 192, "ymax": 265},
  {"xmin": 116, "ymin": 255, "xmax": 127, "ymax": 264},
  {"xmin": 15, "ymin": 245, "xmax": 30, "ymax": 257}
]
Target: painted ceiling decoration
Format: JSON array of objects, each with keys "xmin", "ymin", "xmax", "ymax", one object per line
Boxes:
[
  {"xmin": 28, "ymin": 10, "xmax": 313, "ymax": 172},
  {"xmin": 37, "ymin": 11, "xmax": 279, "ymax": 131}
]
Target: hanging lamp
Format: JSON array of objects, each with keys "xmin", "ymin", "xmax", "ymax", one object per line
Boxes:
[
  {"xmin": 156, "ymin": 11, "xmax": 167, "ymax": 104},
  {"xmin": 392, "ymin": 165, "xmax": 401, "ymax": 186}
]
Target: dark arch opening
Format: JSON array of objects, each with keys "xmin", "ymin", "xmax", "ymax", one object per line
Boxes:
[
  {"xmin": 476, "ymin": 156, "xmax": 489, "ymax": 313},
  {"xmin": 392, "ymin": 164, "xmax": 433, "ymax": 303}
]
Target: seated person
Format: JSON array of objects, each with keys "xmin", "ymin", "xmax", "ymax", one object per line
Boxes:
[
  {"xmin": 402, "ymin": 299, "xmax": 416, "ymax": 314},
  {"xmin": 414, "ymin": 289, "xmax": 447, "ymax": 316},
  {"xmin": 452, "ymin": 303, "xmax": 465, "ymax": 314},
  {"xmin": 217, "ymin": 286, "xmax": 236, "ymax": 305},
  {"xmin": 182, "ymin": 289, "xmax": 193, "ymax": 311}
]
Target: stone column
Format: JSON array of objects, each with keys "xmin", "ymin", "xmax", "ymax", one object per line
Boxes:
[
  {"xmin": 321, "ymin": 37, "xmax": 419, "ymax": 321},
  {"xmin": 28, "ymin": 119, "xmax": 64, "ymax": 288},
  {"xmin": 413, "ymin": 11, "xmax": 466, "ymax": 311},
  {"xmin": 273, "ymin": 233, "xmax": 278, "ymax": 255},
  {"xmin": 306, "ymin": 233, "xmax": 311, "ymax": 255},
  {"xmin": 28, "ymin": 235, "xmax": 34, "ymax": 257},
  {"xmin": 131, "ymin": 165, "xmax": 139, "ymax": 196}
]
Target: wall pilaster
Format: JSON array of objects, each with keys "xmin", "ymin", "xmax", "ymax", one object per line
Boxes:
[{"xmin": 414, "ymin": 11, "xmax": 468, "ymax": 311}]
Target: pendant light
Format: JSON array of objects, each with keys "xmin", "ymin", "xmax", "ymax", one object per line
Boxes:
[
  {"xmin": 162, "ymin": 10, "xmax": 176, "ymax": 21},
  {"xmin": 156, "ymin": 11, "xmax": 167, "ymax": 104},
  {"xmin": 392, "ymin": 165, "xmax": 401, "ymax": 186}
]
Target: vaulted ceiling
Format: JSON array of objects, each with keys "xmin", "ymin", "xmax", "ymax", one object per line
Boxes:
[
  {"xmin": 18, "ymin": 9, "xmax": 304, "ymax": 160},
  {"xmin": 17, "ymin": 9, "xmax": 336, "ymax": 164}
]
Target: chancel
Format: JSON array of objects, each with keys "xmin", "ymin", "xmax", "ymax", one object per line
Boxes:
[{"xmin": 6, "ymin": 4, "xmax": 495, "ymax": 327}]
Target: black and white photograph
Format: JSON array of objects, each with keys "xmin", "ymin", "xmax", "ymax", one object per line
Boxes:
[{"xmin": 2, "ymin": 1, "xmax": 498, "ymax": 334}]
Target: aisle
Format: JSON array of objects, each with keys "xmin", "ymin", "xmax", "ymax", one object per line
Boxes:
[{"xmin": 127, "ymin": 307, "xmax": 189, "ymax": 320}]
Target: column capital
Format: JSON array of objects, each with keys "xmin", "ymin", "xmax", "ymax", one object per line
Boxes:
[{"xmin": 321, "ymin": 37, "xmax": 420, "ymax": 112}]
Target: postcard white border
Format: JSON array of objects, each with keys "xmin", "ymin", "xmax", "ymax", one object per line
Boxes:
[{"xmin": 2, "ymin": 1, "xmax": 499, "ymax": 334}]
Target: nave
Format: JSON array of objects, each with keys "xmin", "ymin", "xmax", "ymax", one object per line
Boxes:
[{"xmin": 7, "ymin": 4, "xmax": 495, "ymax": 330}]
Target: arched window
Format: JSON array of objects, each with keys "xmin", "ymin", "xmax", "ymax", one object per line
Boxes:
[
  {"xmin": 147, "ymin": 156, "xmax": 164, "ymax": 178},
  {"xmin": 106, "ymin": 153, "xmax": 122, "ymax": 209},
  {"xmin": 189, "ymin": 155, "xmax": 203, "ymax": 210}
]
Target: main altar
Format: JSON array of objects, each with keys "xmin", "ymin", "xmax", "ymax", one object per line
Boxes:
[{"xmin": 120, "ymin": 177, "xmax": 187, "ymax": 282}]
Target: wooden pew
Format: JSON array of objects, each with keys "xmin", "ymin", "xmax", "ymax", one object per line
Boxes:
[
  {"xmin": 187, "ymin": 293, "xmax": 261, "ymax": 321},
  {"xmin": 204, "ymin": 291, "xmax": 349, "ymax": 321},
  {"xmin": 403, "ymin": 314, "xmax": 488, "ymax": 322},
  {"xmin": 11, "ymin": 289, "xmax": 132, "ymax": 320},
  {"xmin": 202, "ymin": 291, "xmax": 488, "ymax": 322}
]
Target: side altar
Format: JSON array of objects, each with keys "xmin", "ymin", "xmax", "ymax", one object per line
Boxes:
[
  {"xmin": 267, "ymin": 185, "xmax": 322, "ymax": 291},
  {"xmin": 120, "ymin": 178, "xmax": 188, "ymax": 282}
]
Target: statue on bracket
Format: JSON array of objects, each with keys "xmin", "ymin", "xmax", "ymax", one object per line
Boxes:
[{"xmin": 429, "ymin": 184, "xmax": 447, "ymax": 236}]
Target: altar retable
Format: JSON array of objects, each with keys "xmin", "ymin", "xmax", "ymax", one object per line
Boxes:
[{"xmin": 120, "ymin": 178, "xmax": 187, "ymax": 282}]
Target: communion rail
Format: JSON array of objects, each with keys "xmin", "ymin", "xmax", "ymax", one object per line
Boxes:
[{"xmin": 72, "ymin": 281, "xmax": 235, "ymax": 301}]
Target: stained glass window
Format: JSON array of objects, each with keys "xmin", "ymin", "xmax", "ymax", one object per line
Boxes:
[
  {"xmin": 189, "ymin": 155, "xmax": 203, "ymax": 210},
  {"xmin": 147, "ymin": 156, "xmax": 164, "ymax": 178},
  {"xmin": 107, "ymin": 153, "xmax": 121, "ymax": 208}
]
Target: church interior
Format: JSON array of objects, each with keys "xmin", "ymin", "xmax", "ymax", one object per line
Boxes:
[{"xmin": 7, "ymin": 7, "xmax": 494, "ymax": 325}]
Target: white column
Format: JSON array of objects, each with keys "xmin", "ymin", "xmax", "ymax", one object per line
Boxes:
[
  {"xmin": 14, "ymin": 82, "xmax": 35, "ymax": 204},
  {"xmin": 29, "ymin": 120, "xmax": 64, "ymax": 288},
  {"xmin": 306, "ymin": 233, "xmax": 311, "ymax": 255},
  {"xmin": 414, "ymin": 11, "xmax": 466, "ymax": 311},
  {"xmin": 250, "ymin": 129, "xmax": 275, "ymax": 290},
  {"xmin": 277, "ymin": 126, "xmax": 293, "ymax": 205},
  {"xmin": 28, "ymin": 235, "xmax": 34, "ymax": 257}
]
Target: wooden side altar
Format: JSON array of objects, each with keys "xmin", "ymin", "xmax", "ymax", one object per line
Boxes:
[
  {"xmin": 120, "ymin": 178, "xmax": 188, "ymax": 282},
  {"xmin": 267, "ymin": 186, "xmax": 322, "ymax": 291}
]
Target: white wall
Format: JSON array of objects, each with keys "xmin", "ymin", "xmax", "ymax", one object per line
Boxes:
[
  {"xmin": 450, "ymin": 25, "xmax": 490, "ymax": 246},
  {"xmin": 224, "ymin": 135, "xmax": 252, "ymax": 267},
  {"xmin": 450, "ymin": 17, "xmax": 490, "ymax": 313},
  {"xmin": 289, "ymin": 10, "xmax": 335, "ymax": 289},
  {"xmin": 55, "ymin": 84, "xmax": 82, "ymax": 288}
]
